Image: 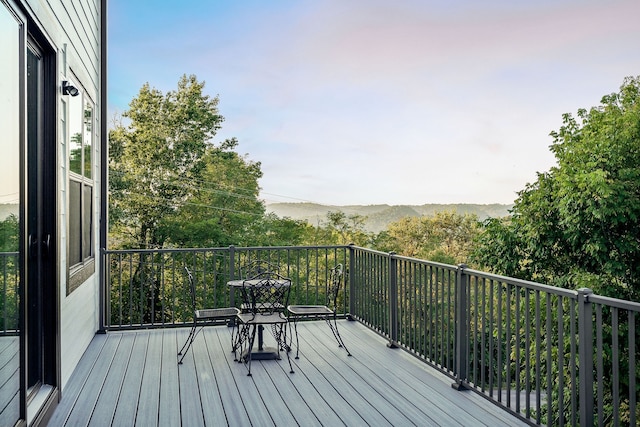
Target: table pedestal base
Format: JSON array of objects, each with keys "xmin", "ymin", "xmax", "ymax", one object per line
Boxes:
[
  {"xmin": 240, "ymin": 325, "xmax": 283, "ymax": 361},
  {"xmin": 242, "ymin": 346, "xmax": 281, "ymax": 361}
]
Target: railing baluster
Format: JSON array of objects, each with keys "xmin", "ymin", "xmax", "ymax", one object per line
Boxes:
[{"xmin": 557, "ymin": 295, "xmax": 564, "ymax": 427}]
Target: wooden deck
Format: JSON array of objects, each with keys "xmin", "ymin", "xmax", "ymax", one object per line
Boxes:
[{"xmin": 48, "ymin": 320, "xmax": 526, "ymax": 426}]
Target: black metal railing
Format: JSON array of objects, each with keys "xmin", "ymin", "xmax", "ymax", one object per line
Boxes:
[
  {"xmin": 0, "ymin": 252, "xmax": 19, "ymax": 335},
  {"xmin": 103, "ymin": 245, "xmax": 349, "ymax": 328},
  {"xmin": 102, "ymin": 244, "xmax": 640, "ymax": 426}
]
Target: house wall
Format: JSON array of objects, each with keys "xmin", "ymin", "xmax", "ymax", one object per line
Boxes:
[{"xmin": 23, "ymin": 0, "xmax": 103, "ymax": 390}]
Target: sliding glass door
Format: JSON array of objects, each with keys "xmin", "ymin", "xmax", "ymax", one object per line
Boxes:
[
  {"xmin": 0, "ymin": 2, "xmax": 59, "ymax": 424},
  {"xmin": 0, "ymin": 3, "xmax": 24, "ymax": 425}
]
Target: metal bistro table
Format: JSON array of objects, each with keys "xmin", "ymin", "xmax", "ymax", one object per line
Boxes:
[{"xmin": 227, "ymin": 278, "xmax": 291, "ymax": 360}]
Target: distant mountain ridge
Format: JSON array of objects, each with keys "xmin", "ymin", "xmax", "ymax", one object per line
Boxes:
[{"xmin": 266, "ymin": 202, "xmax": 513, "ymax": 233}]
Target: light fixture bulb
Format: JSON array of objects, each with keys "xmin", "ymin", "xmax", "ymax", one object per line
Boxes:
[{"xmin": 62, "ymin": 81, "xmax": 79, "ymax": 97}]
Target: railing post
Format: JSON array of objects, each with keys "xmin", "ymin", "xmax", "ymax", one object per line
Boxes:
[
  {"xmin": 229, "ymin": 245, "xmax": 236, "ymax": 307},
  {"xmin": 388, "ymin": 252, "xmax": 399, "ymax": 348},
  {"xmin": 578, "ymin": 288, "xmax": 594, "ymax": 427},
  {"xmin": 98, "ymin": 248, "xmax": 107, "ymax": 333},
  {"xmin": 453, "ymin": 264, "xmax": 468, "ymax": 390},
  {"xmin": 348, "ymin": 244, "xmax": 356, "ymax": 320}
]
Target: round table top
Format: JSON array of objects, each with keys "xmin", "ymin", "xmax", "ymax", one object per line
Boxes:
[{"xmin": 227, "ymin": 278, "xmax": 291, "ymax": 287}]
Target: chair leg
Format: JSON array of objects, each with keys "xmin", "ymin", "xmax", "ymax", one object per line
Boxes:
[
  {"xmin": 326, "ymin": 317, "xmax": 352, "ymax": 356},
  {"xmin": 178, "ymin": 323, "xmax": 198, "ymax": 364},
  {"xmin": 245, "ymin": 325, "xmax": 257, "ymax": 376},
  {"xmin": 272, "ymin": 323, "xmax": 294, "ymax": 374},
  {"xmin": 234, "ymin": 323, "xmax": 249, "ymax": 362},
  {"xmin": 280, "ymin": 324, "xmax": 294, "ymax": 374},
  {"xmin": 292, "ymin": 318, "xmax": 301, "ymax": 359},
  {"xmin": 230, "ymin": 322, "xmax": 240, "ymax": 354},
  {"xmin": 271, "ymin": 323, "xmax": 290, "ymax": 353}
]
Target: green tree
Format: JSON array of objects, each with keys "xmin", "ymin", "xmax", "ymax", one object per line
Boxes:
[
  {"xmin": 245, "ymin": 213, "xmax": 312, "ymax": 247},
  {"xmin": 306, "ymin": 211, "xmax": 372, "ymax": 246},
  {"xmin": 159, "ymin": 138, "xmax": 265, "ymax": 248},
  {"xmin": 379, "ymin": 211, "xmax": 480, "ymax": 264},
  {"xmin": 0, "ymin": 214, "xmax": 18, "ymax": 252},
  {"xmin": 473, "ymin": 75, "xmax": 640, "ymax": 300},
  {"xmin": 472, "ymin": 76, "xmax": 640, "ymax": 425},
  {"xmin": 109, "ymin": 74, "xmax": 224, "ymax": 248}
]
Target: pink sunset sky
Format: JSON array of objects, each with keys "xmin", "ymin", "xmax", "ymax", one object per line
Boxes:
[{"xmin": 108, "ymin": 0, "xmax": 640, "ymax": 206}]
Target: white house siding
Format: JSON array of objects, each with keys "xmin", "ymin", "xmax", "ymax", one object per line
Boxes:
[{"xmin": 23, "ymin": 0, "xmax": 103, "ymax": 390}]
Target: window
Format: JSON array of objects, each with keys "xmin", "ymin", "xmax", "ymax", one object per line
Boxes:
[{"xmin": 68, "ymin": 83, "xmax": 94, "ymax": 292}]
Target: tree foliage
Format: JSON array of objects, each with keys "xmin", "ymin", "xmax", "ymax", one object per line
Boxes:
[
  {"xmin": 0, "ymin": 214, "xmax": 18, "ymax": 252},
  {"xmin": 377, "ymin": 210, "xmax": 480, "ymax": 264},
  {"xmin": 473, "ymin": 76, "xmax": 640, "ymax": 300},
  {"xmin": 304, "ymin": 211, "xmax": 373, "ymax": 246},
  {"xmin": 109, "ymin": 75, "xmax": 311, "ymax": 250},
  {"xmin": 158, "ymin": 138, "xmax": 265, "ymax": 248},
  {"xmin": 109, "ymin": 74, "xmax": 224, "ymax": 248}
]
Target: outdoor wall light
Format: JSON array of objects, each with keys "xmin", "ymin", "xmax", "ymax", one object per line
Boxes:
[{"xmin": 62, "ymin": 81, "xmax": 79, "ymax": 97}]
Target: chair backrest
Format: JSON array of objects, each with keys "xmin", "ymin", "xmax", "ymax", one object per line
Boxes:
[
  {"xmin": 242, "ymin": 259, "xmax": 280, "ymax": 279},
  {"xmin": 327, "ymin": 264, "xmax": 344, "ymax": 310},
  {"xmin": 241, "ymin": 271, "xmax": 291, "ymax": 317}
]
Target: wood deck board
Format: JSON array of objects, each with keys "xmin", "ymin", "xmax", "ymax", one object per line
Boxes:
[
  {"xmin": 136, "ymin": 330, "xmax": 163, "ymax": 427},
  {"xmin": 339, "ymin": 321, "xmax": 518, "ymax": 427},
  {"xmin": 325, "ymin": 323, "xmax": 466, "ymax": 426},
  {"xmin": 174, "ymin": 329, "xmax": 205, "ymax": 427},
  {"xmin": 296, "ymin": 323, "xmax": 417, "ymax": 426},
  {"xmin": 250, "ymin": 343, "xmax": 322, "ymax": 427},
  {"xmin": 0, "ymin": 337, "xmax": 20, "ymax": 425},
  {"xmin": 112, "ymin": 332, "xmax": 149, "ymax": 426},
  {"xmin": 158, "ymin": 329, "xmax": 181, "ymax": 427},
  {"xmin": 88, "ymin": 333, "xmax": 134, "ymax": 426},
  {"xmin": 67, "ymin": 334, "xmax": 122, "ymax": 426},
  {"xmin": 51, "ymin": 333, "xmax": 108, "ymax": 425},
  {"xmin": 194, "ymin": 329, "xmax": 227, "ymax": 426},
  {"xmin": 204, "ymin": 329, "xmax": 252, "ymax": 426},
  {"xmin": 294, "ymin": 338, "xmax": 395, "ymax": 425},
  {"xmin": 50, "ymin": 321, "xmax": 529, "ymax": 427}
]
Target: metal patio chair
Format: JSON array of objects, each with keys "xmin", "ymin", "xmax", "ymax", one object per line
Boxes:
[
  {"xmin": 239, "ymin": 261, "xmax": 285, "ymax": 313},
  {"xmin": 241, "ymin": 259, "xmax": 280, "ymax": 279},
  {"xmin": 234, "ymin": 271, "xmax": 294, "ymax": 376},
  {"xmin": 178, "ymin": 266, "xmax": 240, "ymax": 365},
  {"xmin": 287, "ymin": 263, "xmax": 352, "ymax": 359}
]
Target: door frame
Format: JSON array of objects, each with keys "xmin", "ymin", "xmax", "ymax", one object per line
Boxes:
[{"xmin": 21, "ymin": 16, "xmax": 61, "ymax": 426}]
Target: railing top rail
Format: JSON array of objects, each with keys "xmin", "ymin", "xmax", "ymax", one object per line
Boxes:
[
  {"xmin": 349, "ymin": 246, "xmax": 462, "ymax": 270},
  {"xmin": 103, "ymin": 247, "xmax": 226, "ymax": 255},
  {"xmin": 463, "ymin": 267, "xmax": 578, "ymax": 299},
  {"xmin": 392, "ymin": 254, "xmax": 458, "ymax": 270},
  {"xmin": 232, "ymin": 244, "xmax": 348, "ymax": 251},
  {"xmin": 589, "ymin": 293, "xmax": 640, "ymax": 311},
  {"xmin": 104, "ymin": 244, "xmax": 351, "ymax": 255},
  {"xmin": 348, "ymin": 245, "xmax": 388, "ymax": 257}
]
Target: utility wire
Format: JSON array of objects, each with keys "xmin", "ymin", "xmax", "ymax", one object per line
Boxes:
[
  {"xmin": 108, "ymin": 168, "xmax": 345, "ymax": 214},
  {"xmin": 109, "ymin": 169, "xmax": 258, "ymax": 202}
]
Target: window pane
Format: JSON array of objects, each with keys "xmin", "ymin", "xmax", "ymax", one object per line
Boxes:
[
  {"xmin": 69, "ymin": 180, "xmax": 81, "ymax": 265},
  {"xmin": 82, "ymin": 184, "xmax": 92, "ymax": 259},
  {"xmin": 83, "ymin": 102, "xmax": 92, "ymax": 179},
  {"xmin": 68, "ymin": 88, "xmax": 83, "ymax": 175}
]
